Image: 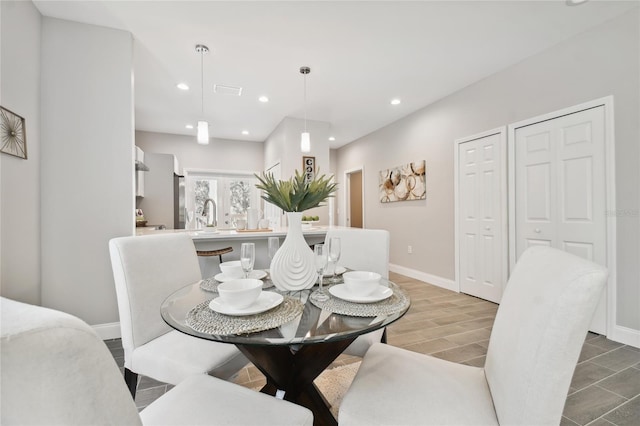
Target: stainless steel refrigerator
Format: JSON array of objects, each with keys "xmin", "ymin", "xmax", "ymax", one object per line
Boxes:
[{"xmin": 173, "ymin": 174, "xmax": 185, "ymax": 229}]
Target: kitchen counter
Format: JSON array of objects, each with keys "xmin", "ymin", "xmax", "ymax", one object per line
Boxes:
[
  {"xmin": 136, "ymin": 225, "xmax": 339, "ymax": 277},
  {"xmin": 135, "ymin": 226, "xmax": 331, "ymax": 239}
]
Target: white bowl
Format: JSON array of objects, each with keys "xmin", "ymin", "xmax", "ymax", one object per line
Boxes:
[
  {"xmin": 217, "ymin": 279, "xmax": 263, "ymax": 309},
  {"xmin": 342, "ymin": 271, "xmax": 381, "ymax": 296},
  {"xmin": 219, "ymin": 261, "xmax": 244, "ymax": 279}
]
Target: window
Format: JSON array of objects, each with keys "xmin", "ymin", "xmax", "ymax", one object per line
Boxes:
[{"xmin": 185, "ymin": 170, "xmax": 259, "ymax": 228}]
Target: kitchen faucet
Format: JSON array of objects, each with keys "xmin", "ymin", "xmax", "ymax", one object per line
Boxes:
[{"xmin": 202, "ymin": 198, "xmax": 217, "ymax": 227}]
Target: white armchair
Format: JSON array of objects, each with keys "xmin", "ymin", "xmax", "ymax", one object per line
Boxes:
[
  {"xmin": 339, "ymin": 246, "xmax": 608, "ymax": 425},
  {"xmin": 324, "ymin": 228, "xmax": 390, "ymax": 357},
  {"xmin": 109, "ymin": 233, "xmax": 247, "ymax": 396},
  {"xmin": 0, "ymin": 297, "xmax": 313, "ymax": 426}
]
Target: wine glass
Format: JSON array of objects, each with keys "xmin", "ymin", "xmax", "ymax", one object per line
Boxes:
[
  {"xmin": 312, "ymin": 244, "xmax": 329, "ymax": 302},
  {"xmin": 267, "ymin": 237, "xmax": 279, "ymax": 265},
  {"xmin": 327, "ymin": 237, "xmax": 342, "ymax": 283},
  {"xmin": 240, "ymin": 243, "xmax": 255, "ymax": 278},
  {"xmin": 186, "ymin": 210, "xmax": 194, "ymax": 230}
]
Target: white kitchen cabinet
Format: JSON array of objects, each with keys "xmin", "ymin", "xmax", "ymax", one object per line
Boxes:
[{"xmin": 135, "ymin": 146, "xmax": 146, "ymax": 197}]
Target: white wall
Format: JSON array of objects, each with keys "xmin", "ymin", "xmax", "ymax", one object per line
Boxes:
[
  {"xmin": 329, "ymin": 148, "xmax": 339, "ymax": 225},
  {"xmin": 337, "ymin": 10, "xmax": 640, "ymax": 332},
  {"xmin": 138, "ymin": 153, "xmax": 175, "ymax": 229},
  {"xmin": 0, "ymin": 1, "xmax": 41, "ymax": 304},
  {"xmin": 40, "ymin": 17, "xmax": 134, "ymax": 325},
  {"xmin": 136, "ymin": 130, "xmax": 264, "ymax": 175},
  {"xmin": 264, "ymin": 117, "xmax": 331, "ymax": 223}
]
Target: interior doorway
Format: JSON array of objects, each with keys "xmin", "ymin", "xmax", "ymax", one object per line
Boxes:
[{"xmin": 345, "ymin": 168, "xmax": 364, "ymax": 228}]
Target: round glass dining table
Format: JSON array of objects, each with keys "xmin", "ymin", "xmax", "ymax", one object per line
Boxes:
[{"xmin": 161, "ymin": 278, "xmax": 410, "ymax": 426}]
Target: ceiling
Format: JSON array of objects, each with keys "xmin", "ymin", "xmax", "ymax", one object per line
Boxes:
[{"xmin": 33, "ymin": 1, "xmax": 638, "ymax": 148}]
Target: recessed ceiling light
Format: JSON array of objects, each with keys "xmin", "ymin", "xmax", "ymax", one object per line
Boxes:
[
  {"xmin": 242, "ymin": 130, "xmax": 249, "ymax": 135},
  {"xmin": 258, "ymin": 96, "xmax": 269, "ymax": 103},
  {"xmin": 185, "ymin": 124, "xmax": 194, "ymax": 129},
  {"xmin": 390, "ymin": 99, "xmax": 401, "ymax": 105},
  {"xmin": 328, "ymin": 136, "xmax": 336, "ymax": 141},
  {"xmin": 566, "ymin": 0, "xmax": 588, "ymax": 5},
  {"xmin": 176, "ymin": 83, "xmax": 189, "ymax": 91}
]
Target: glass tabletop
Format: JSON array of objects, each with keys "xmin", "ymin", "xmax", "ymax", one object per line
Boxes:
[{"xmin": 160, "ymin": 278, "xmax": 410, "ymax": 346}]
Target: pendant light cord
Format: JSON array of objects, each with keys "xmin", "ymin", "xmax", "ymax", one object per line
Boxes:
[
  {"xmin": 303, "ymin": 72, "xmax": 307, "ymax": 132},
  {"xmin": 200, "ymin": 49, "xmax": 204, "ymax": 117}
]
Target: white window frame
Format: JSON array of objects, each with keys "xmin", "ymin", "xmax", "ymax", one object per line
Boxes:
[{"xmin": 184, "ymin": 168, "xmax": 261, "ymax": 228}]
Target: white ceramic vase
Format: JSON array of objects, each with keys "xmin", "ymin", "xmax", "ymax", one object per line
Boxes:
[{"xmin": 269, "ymin": 212, "xmax": 318, "ymax": 291}]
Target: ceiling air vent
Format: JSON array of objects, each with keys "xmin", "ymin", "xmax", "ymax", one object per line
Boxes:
[{"xmin": 214, "ymin": 84, "xmax": 243, "ymax": 96}]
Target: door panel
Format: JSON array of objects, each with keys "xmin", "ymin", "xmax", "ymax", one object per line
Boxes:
[
  {"xmin": 458, "ymin": 132, "xmax": 504, "ymax": 303},
  {"xmin": 349, "ymin": 171, "xmax": 363, "ymax": 228},
  {"xmin": 525, "ymin": 163, "xmax": 552, "ymax": 222},
  {"xmin": 514, "ymin": 106, "xmax": 607, "ymax": 333},
  {"xmin": 562, "ymin": 157, "xmax": 593, "ymax": 222}
]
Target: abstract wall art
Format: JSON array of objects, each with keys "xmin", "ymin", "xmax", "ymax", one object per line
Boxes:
[
  {"xmin": 379, "ymin": 160, "xmax": 426, "ymax": 203},
  {"xmin": 1, "ymin": 106, "xmax": 27, "ymax": 159}
]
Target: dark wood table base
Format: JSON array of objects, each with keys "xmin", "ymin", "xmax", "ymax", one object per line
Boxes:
[{"xmin": 237, "ymin": 337, "xmax": 357, "ymax": 426}]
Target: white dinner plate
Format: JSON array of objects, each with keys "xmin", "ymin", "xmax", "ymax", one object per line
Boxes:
[
  {"xmin": 214, "ymin": 270, "xmax": 267, "ymax": 282},
  {"xmin": 322, "ymin": 265, "xmax": 347, "ymax": 277},
  {"xmin": 329, "ymin": 284, "xmax": 393, "ymax": 303},
  {"xmin": 209, "ymin": 292, "xmax": 284, "ymax": 316}
]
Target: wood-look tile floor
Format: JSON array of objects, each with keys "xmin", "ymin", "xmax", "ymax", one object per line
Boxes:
[{"xmin": 106, "ymin": 272, "xmax": 640, "ymax": 425}]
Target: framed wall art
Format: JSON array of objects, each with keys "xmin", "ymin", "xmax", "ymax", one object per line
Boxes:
[
  {"xmin": 302, "ymin": 156, "xmax": 316, "ymax": 184},
  {"xmin": 1, "ymin": 106, "xmax": 27, "ymax": 159},
  {"xmin": 379, "ymin": 160, "xmax": 426, "ymax": 203}
]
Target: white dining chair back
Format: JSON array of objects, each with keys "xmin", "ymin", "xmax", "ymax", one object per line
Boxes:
[
  {"xmin": 484, "ymin": 246, "xmax": 608, "ymax": 424},
  {"xmin": 110, "ymin": 233, "xmax": 201, "ymax": 351},
  {"xmin": 109, "ymin": 233, "xmax": 247, "ymax": 395},
  {"xmin": 1, "ymin": 297, "xmax": 143, "ymax": 425},
  {"xmin": 0, "ymin": 297, "xmax": 314, "ymax": 426},
  {"xmin": 325, "ymin": 228, "xmax": 390, "ymax": 357},
  {"xmin": 339, "ymin": 246, "xmax": 608, "ymax": 425}
]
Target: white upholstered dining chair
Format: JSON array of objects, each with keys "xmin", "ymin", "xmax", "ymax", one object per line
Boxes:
[
  {"xmin": 0, "ymin": 297, "xmax": 313, "ymax": 426},
  {"xmin": 339, "ymin": 246, "xmax": 608, "ymax": 425},
  {"xmin": 324, "ymin": 227, "xmax": 390, "ymax": 357},
  {"xmin": 109, "ymin": 233, "xmax": 247, "ymax": 397}
]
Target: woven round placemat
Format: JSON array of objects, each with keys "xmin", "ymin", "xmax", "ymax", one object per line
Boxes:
[
  {"xmin": 309, "ymin": 284, "xmax": 409, "ymax": 317},
  {"xmin": 199, "ymin": 277, "xmax": 274, "ymax": 293},
  {"xmin": 186, "ymin": 295, "xmax": 303, "ymax": 335}
]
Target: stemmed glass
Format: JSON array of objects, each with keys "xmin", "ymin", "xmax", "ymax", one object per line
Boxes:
[
  {"xmin": 327, "ymin": 237, "xmax": 342, "ymax": 283},
  {"xmin": 267, "ymin": 237, "xmax": 279, "ymax": 268},
  {"xmin": 312, "ymin": 244, "xmax": 329, "ymax": 302},
  {"xmin": 186, "ymin": 210, "xmax": 194, "ymax": 230},
  {"xmin": 240, "ymin": 243, "xmax": 255, "ymax": 278}
]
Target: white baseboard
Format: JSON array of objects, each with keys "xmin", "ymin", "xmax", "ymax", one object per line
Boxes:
[
  {"xmin": 609, "ymin": 324, "xmax": 640, "ymax": 348},
  {"xmin": 92, "ymin": 322, "xmax": 121, "ymax": 340},
  {"xmin": 389, "ymin": 264, "xmax": 457, "ymax": 292}
]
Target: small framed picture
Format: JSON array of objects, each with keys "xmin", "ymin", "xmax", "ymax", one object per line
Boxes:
[
  {"xmin": 302, "ymin": 156, "xmax": 316, "ymax": 183},
  {"xmin": 0, "ymin": 106, "xmax": 27, "ymax": 159}
]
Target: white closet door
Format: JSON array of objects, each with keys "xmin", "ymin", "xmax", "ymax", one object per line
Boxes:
[
  {"xmin": 514, "ymin": 106, "xmax": 607, "ymax": 333},
  {"xmin": 458, "ymin": 131, "xmax": 505, "ymax": 303}
]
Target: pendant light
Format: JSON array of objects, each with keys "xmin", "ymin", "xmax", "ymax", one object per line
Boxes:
[
  {"xmin": 300, "ymin": 66, "xmax": 311, "ymax": 153},
  {"xmin": 196, "ymin": 44, "xmax": 209, "ymax": 145}
]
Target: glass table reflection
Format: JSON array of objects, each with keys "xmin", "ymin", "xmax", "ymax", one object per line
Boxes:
[{"xmin": 161, "ymin": 278, "xmax": 410, "ymax": 426}]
